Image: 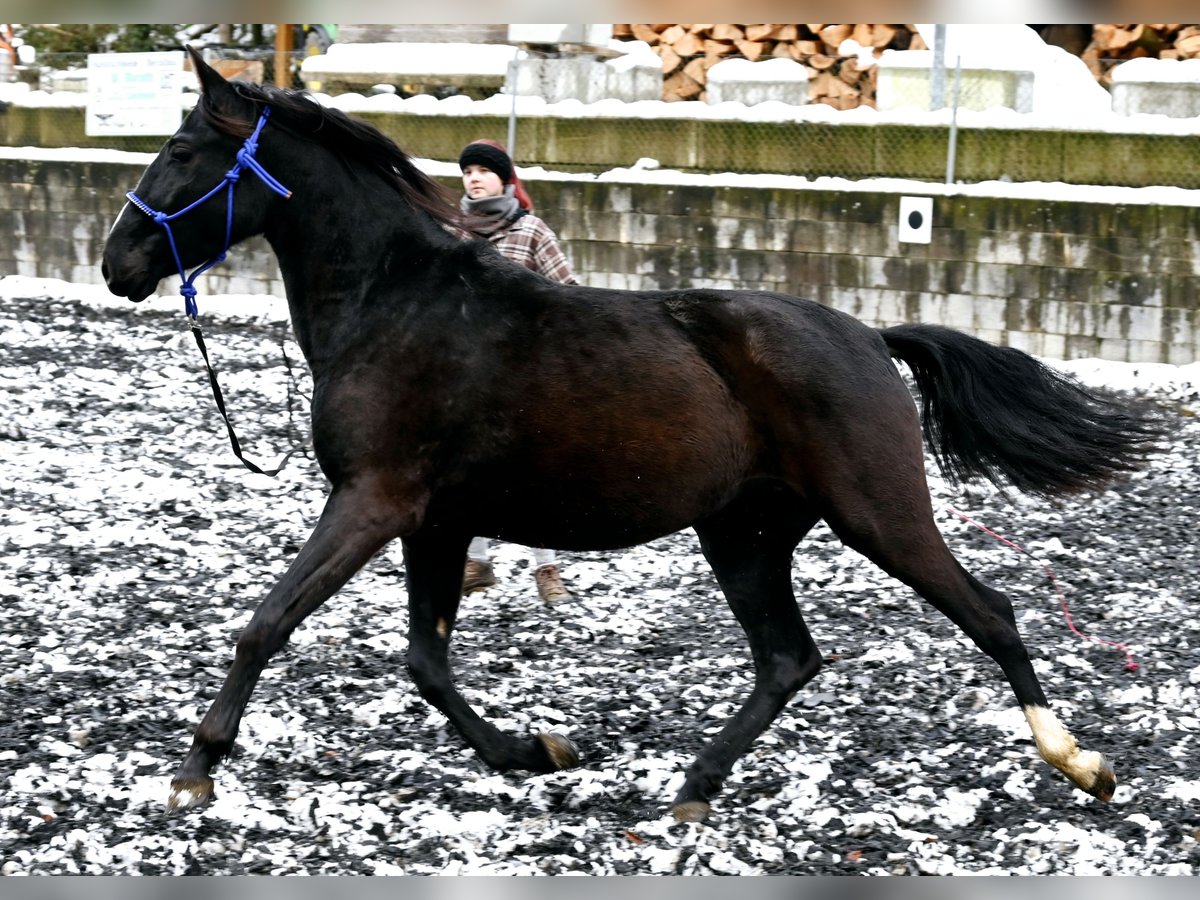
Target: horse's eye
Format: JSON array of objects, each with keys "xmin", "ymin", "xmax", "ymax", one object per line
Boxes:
[{"xmin": 168, "ymin": 145, "xmax": 194, "ymax": 164}]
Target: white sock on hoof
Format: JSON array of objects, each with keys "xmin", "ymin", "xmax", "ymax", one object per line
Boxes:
[{"xmin": 1022, "ymin": 704, "xmax": 1105, "ymax": 786}]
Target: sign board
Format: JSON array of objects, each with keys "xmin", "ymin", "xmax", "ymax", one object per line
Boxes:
[
  {"xmin": 86, "ymin": 51, "xmax": 184, "ymax": 137},
  {"xmin": 898, "ymin": 195, "xmax": 933, "ymax": 244}
]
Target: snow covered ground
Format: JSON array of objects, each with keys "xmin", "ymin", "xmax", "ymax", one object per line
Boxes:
[
  {"xmin": 4, "ymin": 20, "xmax": 1198, "ymax": 877},
  {"xmin": 1, "ymin": 275, "xmax": 1197, "ymax": 875}
]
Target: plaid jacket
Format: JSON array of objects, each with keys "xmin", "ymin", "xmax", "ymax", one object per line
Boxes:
[{"xmin": 478, "ymin": 213, "xmax": 578, "ymax": 285}]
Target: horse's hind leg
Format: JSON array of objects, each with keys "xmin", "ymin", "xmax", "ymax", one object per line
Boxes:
[
  {"xmin": 168, "ymin": 477, "xmax": 412, "ymax": 811},
  {"xmin": 818, "ymin": 449, "xmax": 1116, "ymax": 801},
  {"xmin": 673, "ymin": 483, "xmax": 822, "ymax": 822}
]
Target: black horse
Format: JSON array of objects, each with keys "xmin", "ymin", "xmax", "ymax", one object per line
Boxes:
[{"xmin": 102, "ymin": 50, "xmax": 1162, "ymax": 822}]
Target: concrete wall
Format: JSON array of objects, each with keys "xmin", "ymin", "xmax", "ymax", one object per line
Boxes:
[{"xmin": 2, "ymin": 155, "xmax": 1196, "ymax": 364}]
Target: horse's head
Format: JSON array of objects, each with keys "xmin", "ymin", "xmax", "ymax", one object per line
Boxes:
[{"xmin": 102, "ymin": 46, "xmax": 287, "ymax": 303}]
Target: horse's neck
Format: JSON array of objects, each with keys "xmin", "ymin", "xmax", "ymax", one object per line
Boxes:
[{"xmin": 262, "ymin": 186, "xmax": 453, "ymax": 371}]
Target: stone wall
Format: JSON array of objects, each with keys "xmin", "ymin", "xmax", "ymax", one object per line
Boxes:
[
  {"xmin": 546, "ymin": 180, "xmax": 1200, "ymax": 364},
  {"xmin": 2, "ymin": 154, "xmax": 1196, "ymax": 364}
]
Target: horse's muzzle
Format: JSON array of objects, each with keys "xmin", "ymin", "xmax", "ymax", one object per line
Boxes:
[{"xmin": 100, "ymin": 255, "xmax": 155, "ymax": 303}]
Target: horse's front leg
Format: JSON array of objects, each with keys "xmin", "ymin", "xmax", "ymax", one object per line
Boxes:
[
  {"xmin": 401, "ymin": 533, "xmax": 579, "ymax": 773},
  {"xmin": 168, "ymin": 478, "xmax": 412, "ymax": 811}
]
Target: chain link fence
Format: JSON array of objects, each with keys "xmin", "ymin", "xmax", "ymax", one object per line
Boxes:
[{"xmin": 5, "ymin": 47, "xmax": 1200, "ymax": 188}]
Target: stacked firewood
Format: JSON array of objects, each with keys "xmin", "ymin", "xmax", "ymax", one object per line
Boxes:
[
  {"xmin": 1084, "ymin": 24, "xmax": 1200, "ymax": 81},
  {"xmin": 618, "ymin": 24, "xmax": 1200, "ymax": 104},
  {"xmin": 613, "ymin": 23, "xmax": 927, "ymax": 108},
  {"xmin": 1031, "ymin": 24, "xmax": 1200, "ymax": 81}
]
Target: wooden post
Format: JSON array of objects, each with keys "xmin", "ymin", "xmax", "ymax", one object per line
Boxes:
[{"xmin": 274, "ymin": 25, "xmax": 294, "ymax": 88}]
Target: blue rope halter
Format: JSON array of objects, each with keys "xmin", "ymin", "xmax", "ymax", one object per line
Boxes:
[
  {"xmin": 124, "ymin": 105, "xmax": 299, "ymax": 477},
  {"xmin": 124, "ymin": 106, "xmax": 292, "ymax": 319}
]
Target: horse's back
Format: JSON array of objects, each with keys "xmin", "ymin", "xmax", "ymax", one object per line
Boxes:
[{"xmin": 465, "ymin": 272, "xmax": 914, "ymax": 471}]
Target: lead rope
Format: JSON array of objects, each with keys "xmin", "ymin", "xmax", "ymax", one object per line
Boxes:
[
  {"xmin": 126, "ymin": 106, "xmax": 300, "ymax": 476},
  {"xmin": 184, "ymin": 319, "xmax": 299, "ymax": 476},
  {"xmin": 945, "ymin": 506, "xmax": 1140, "ymax": 672}
]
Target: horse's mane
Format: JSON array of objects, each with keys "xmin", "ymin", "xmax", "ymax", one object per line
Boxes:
[{"xmin": 200, "ymin": 82, "xmax": 462, "ymax": 231}]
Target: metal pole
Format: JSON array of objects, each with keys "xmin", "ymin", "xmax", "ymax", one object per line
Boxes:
[
  {"xmin": 946, "ymin": 56, "xmax": 963, "ymax": 185},
  {"xmin": 506, "ymin": 49, "xmax": 519, "ymax": 157},
  {"xmin": 930, "ymin": 24, "xmax": 946, "ymax": 111}
]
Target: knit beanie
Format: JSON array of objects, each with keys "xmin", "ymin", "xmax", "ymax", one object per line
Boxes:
[{"xmin": 459, "ymin": 141, "xmax": 514, "ymax": 184}]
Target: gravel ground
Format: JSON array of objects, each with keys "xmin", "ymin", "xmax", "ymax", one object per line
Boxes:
[{"xmin": 1, "ymin": 276, "xmax": 1198, "ymax": 875}]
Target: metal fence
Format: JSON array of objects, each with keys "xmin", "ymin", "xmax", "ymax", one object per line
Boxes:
[{"xmin": 6, "ymin": 48, "xmax": 1200, "ymax": 189}]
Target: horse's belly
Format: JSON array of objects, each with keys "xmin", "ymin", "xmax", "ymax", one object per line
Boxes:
[{"xmin": 470, "ymin": 413, "xmax": 755, "ymax": 550}]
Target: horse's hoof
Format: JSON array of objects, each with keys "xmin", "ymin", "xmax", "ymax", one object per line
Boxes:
[
  {"xmin": 167, "ymin": 776, "xmax": 215, "ymax": 812},
  {"xmin": 1087, "ymin": 755, "xmax": 1117, "ymax": 802},
  {"xmin": 537, "ymin": 732, "xmax": 580, "ymax": 770},
  {"xmin": 671, "ymin": 800, "xmax": 711, "ymax": 823}
]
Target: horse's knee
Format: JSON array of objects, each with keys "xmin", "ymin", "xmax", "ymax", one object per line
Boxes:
[
  {"xmin": 235, "ymin": 621, "xmax": 283, "ymax": 666},
  {"xmin": 797, "ymin": 652, "xmax": 822, "ymax": 688},
  {"xmin": 767, "ymin": 651, "xmax": 821, "ymax": 698}
]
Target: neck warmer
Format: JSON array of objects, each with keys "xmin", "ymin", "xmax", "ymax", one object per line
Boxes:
[{"xmin": 460, "ymin": 186, "xmax": 524, "ymax": 236}]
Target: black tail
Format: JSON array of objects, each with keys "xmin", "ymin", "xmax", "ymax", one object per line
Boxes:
[{"xmin": 881, "ymin": 323, "xmax": 1165, "ymax": 497}]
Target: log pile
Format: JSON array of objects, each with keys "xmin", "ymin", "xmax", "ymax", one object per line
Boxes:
[
  {"xmin": 1031, "ymin": 24, "xmax": 1200, "ymax": 81},
  {"xmin": 613, "ymin": 23, "xmax": 927, "ymax": 108},
  {"xmin": 617, "ymin": 24, "xmax": 1200, "ymax": 105},
  {"xmin": 1082, "ymin": 24, "xmax": 1200, "ymax": 82}
]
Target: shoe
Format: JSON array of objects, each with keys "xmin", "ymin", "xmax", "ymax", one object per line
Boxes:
[
  {"xmin": 534, "ymin": 564, "xmax": 572, "ymax": 603},
  {"xmin": 462, "ymin": 559, "xmax": 496, "ymax": 594}
]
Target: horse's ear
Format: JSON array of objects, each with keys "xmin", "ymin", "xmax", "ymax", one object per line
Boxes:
[{"xmin": 185, "ymin": 45, "xmax": 240, "ymax": 109}]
